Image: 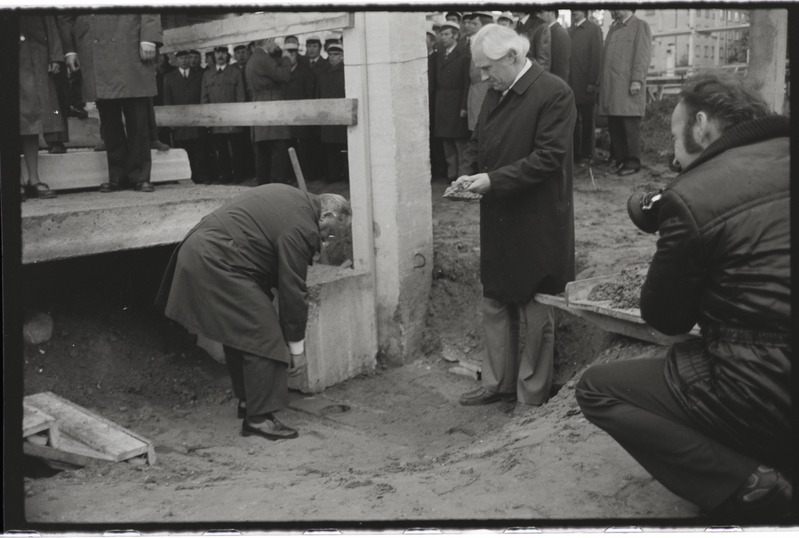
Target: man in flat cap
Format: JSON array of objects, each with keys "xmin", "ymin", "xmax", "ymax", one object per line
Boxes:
[
  {"xmin": 433, "ymin": 20, "xmax": 471, "ymax": 182},
  {"xmin": 497, "ymin": 11, "xmax": 517, "ymax": 29},
  {"xmin": 201, "ymin": 45, "xmax": 246, "ymax": 184}
]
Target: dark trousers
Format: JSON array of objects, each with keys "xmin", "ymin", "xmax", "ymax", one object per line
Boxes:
[
  {"xmin": 231, "ymin": 129, "xmax": 255, "ymax": 181},
  {"xmin": 300, "ymin": 131, "xmax": 323, "ymax": 181},
  {"xmin": 576, "ymin": 358, "xmax": 758, "ymax": 511},
  {"xmin": 211, "ymin": 133, "xmax": 235, "ymax": 183},
  {"xmin": 223, "ymin": 346, "xmax": 288, "ymax": 419},
  {"xmin": 607, "ymin": 115, "xmax": 642, "ymax": 166},
  {"xmin": 96, "ymin": 97, "xmax": 151, "ymax": 185},
  {"xmin": 175, "ymin": 138, "xmax": 214, "ymax": 184},
  {"xmin": 254, "ymin": 139, "xmax": 292, "ymax": 185},
  {"xmin": 573, "ymin": 103, "xmax": 596, "ymax": 161},
  {"xmin": 44, "ymin": 63, "xmax": 70, "ymax": 145},
  {"xmin": 323, "ymin": 142, "xmax": 348, "ymax": 183},
  {"xmin": 68, "ymin": 68, "xmax": 84, "ymax": 108}
]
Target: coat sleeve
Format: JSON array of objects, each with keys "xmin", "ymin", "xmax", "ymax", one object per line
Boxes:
[
  {"xmin": 44, "ymin": 16, "xmax": 64, "ymax": 64},
  {"xmin": 640, "ymin": 189, "xmax": 705, "ymax": 335},
  {"xmin": 630, "ymin": 19, "xmax": 652, "ymax": 83},
  {"xmin": 276, "ymin": 229, "xmax": 316, "ymax": 342},
  {"xmin": 163, "ymin": 75, "xmax": 173, "ymax": 106},
  {"xmin": 535, "ymin": 25, "xmax": 551, "ymax": 72},
  {"xmin": 589, "ymin": 24, "xmax": 602, "ymax": 86},
  {"xmin": 139, "ymin": 14, "xmax": 163, "ymax": 47},
  {"xmin": 55, "ymin": 15, "xmax": 76, "ymax": 56},
  {"xmin": 200, "ymin": 73, "xmax": 210, "ymax": 104},
  {"xmin": 460, "ymin": 55, "xmax": 470, "ymax": 111},
  {"xmin": 488, "ymin": 84, "xmax": 575, "ymax": 197}
]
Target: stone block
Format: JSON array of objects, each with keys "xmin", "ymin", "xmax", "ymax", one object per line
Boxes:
[{"xmin": 21, "ymin": 148, "xmax": 191, "ymax": 191}]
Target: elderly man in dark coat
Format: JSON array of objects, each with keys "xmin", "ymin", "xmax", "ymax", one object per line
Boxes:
[
  {"xmin": 157, "ymin": 184, "xmax": 352, "ymax": 440},
  {"xmin": 598, "ymin": 9, "xmax": 652, "ymax": 176},
  {"xmin": 568, "ymin": 10, "xmax": 603, "ymax": 164},
  {"xmin": 246, "ymin": 38, "xmax": 293, "ymax": 185},
  {"xmin": 162, "ymin": 50, "xmax": 213, "ymax": 184},
  {"xmin": 455, "ymin": 24, "xmax": 575, "ymax": 412},
  {"xmin": 201, "ymin": 46, "xmax": 246, "ymax": 184},
  {"xmin": 19, "ymin": 15, "xmax": 65, "ymax": 200},
  {"xmin": 577, "ymin": 73, "xmax": 791, "ymax": 519},
  {"xmin": 57, "ymin": 13, "xmax": 162, "ymax": 192},
  {"xmin": 433, "ymin": 21, "xmax": 471, "ymax": 181}
]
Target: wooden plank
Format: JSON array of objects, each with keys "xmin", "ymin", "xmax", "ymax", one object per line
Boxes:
[
  {"xmin": 155, "ymin": 99, "xmax": 357, "ymax": 127},
  {"xmin": 24, "ymin": 392, "xmax": 153, "ymax": 463},
  {"xmin": 24, "ymin": 441, "xmax": 96, "ymax": 470},
  {"xmin": 161, "ymin": 12, "xmax": 354, "ymax": 53},
  {"xmin": 23, "ymin": 403, "xmax": 61, "ymax": 448}
]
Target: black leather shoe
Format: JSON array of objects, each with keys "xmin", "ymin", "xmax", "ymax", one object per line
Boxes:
[
  {"xmin": 459, "ymin": 386, "xmax": 516, "ymax": 406},
  {"xmin": 26, "ymin": 182, "xmax": 57, "ymax": 199},
  {"xmin": 133, "ymin": 181, "xmax": 155, "ymax": 192},
  {"xmin": 713, "ymin": 465, "xmax": 793, "ymax": 520},
  {"xmin": 68, "ymin": 105, "xmax": 89, "ymax": 119},
  {"xmin": 237, "ymin": 400, "xmax": 247, "ymax": 419},
  {"xmin": 48, "ymin": 142, "xmax": 66, "ymax": 154},
  {"xmin": 241, "ymin": 414, "xmax": 298, "ymax": 440},
  {"xmin": 99, "ymin": 182, "xmax": 115, "ymax": 193}
]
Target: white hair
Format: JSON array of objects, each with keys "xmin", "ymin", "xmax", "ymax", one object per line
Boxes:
[{"xmin": 471, "ymin": 23, "xmax": 530, "ymax": 62}]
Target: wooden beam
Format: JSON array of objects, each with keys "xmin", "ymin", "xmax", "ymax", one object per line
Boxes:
[
  {"xmin": 161, "ymin": 12, "xmax": 354, "ymax": 53},
  {"xmin": 155, "ymin": 99, "xmax": 358, "ymax": 127}
]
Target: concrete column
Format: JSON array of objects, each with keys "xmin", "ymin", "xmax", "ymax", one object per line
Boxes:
[
  {"xmin": 747, "ymin": 10, "xmax": 788, "ymax": 113},
  {"xmin": 344, "ymin": 12, "xmax": 433, "ymax": 365}
]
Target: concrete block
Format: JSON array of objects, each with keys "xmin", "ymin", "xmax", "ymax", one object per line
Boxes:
[
  {"xmin": 23, "ymin": 312, "xmax": 54, "ymax": 345},
  {"xmin": 21, "ymin": 184, "xmax": 249, "ymax": 264},
  {"xmin": 21, "ymin": 148, "xmax": 191, "ymax": 191}
]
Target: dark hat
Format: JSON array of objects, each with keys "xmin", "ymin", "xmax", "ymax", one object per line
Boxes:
[
  {"xmin": 472, "ymin": 11, "xmax": 495, "ymax": 20},
  {"xmin": 445, "ymin": 11, "xmax": 462, "ymax": 21},
  {"xmin": 175, "ymin": 50, "xmax": 190, "ymax": 57},
  {"xmin": 213, "ymin": 46, "xmax": 229, "ymax": 54},
  {"xmin": 284, "ymin": 41, "xmax": 299, "ymax": 51},
  {"xmin": 461, "ymin": 12, "xmax": 476, "ymax": 20},
  {"xmin": 327, "ymin": 42, "xmax": 343, "ymax": 53},
  {"xmin": 233, "ymin": 44, "xmax": 246, "ymax": 52},
  {"xmin": 189, "ymin": 49, "xmax": 201, "ymax": 55},
  {"xmin": 284, "ymin": 34, "xmax": 299, "ymax": 44},
  {"xmin": 306, "ymin": 35, "xmax": 322, "ymax": 44}
]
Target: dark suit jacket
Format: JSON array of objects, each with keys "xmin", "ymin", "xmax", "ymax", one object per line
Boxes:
[
  {"xmin": 516, "ymin": 15, "xmax": 551, "ymax": 72},
  {"xmin": 433, "ymin": 44, "xmax": 470, "ymax": 139},
  {"xmin": 548, "ymin": 21, "xmax": 571, "ymax": 82},
  {"xmin": 162, "ymin": 68, "xmax": 204, "ymax": 141},
  {"xmin": 464, "ymin": 61, "xmax": 576, "ymax": 303},
  {"xmin": 317, "ymin": 61, "xmax": 346, "ymax": 144},
  {"xmin": 568, "ymin": 19, "xmax": 602, "ymax": 104},
  {"xmin": 284, "ymin": 63, "xmax": 315, "ymax": 139}
]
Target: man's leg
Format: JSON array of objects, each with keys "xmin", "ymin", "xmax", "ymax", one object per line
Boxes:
[
  {"xmin": 622, "ymin": 115, "xmax": 642, "ymax": 168},
  {"xmin": 480, "ymin": 297, "xmax": 521, "ymax": 395},
  {"xmin": 441, "ymin": 138, "xmax": 458, "ymax": 180},
  {"xmin": 96, "ymin": 99, "xmax": 128, "ymax": 188},
  {"xmin": 606, "ymin": 116, "xmax": 626, "ymax": 167},
  {"xmin": 120, "ymin": 96, "xmax": 153, "ymax": 188},
  {"xmin": 580, "ymin": 103, "xmax": 596, "ymax": 161},
  {"xmin": 454, "ymin": 137, "xmax": 470, "ymax": 177},
  {"xmin": 576, "ymin": 358, "xmax": 759, "ymax": 511},
  {"xmin": 222, "ymin": 345, "xmax": 247, "ymax": 404},
  {"xmin": 516, "ymin": 299, "xmax": 555, "ymax": 405}
]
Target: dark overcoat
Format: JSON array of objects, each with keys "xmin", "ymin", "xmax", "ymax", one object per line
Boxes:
[
  {"xmin": 283, "ymin": 63, "xmax": 315, "ymax": 139},
  {"xmin": 317, "ymin": 61, "xmax": 346, "ymax": 144},
  {"xmin": 433, "ymin": 44, "xmax": 470, "ymax": 139},
  {"xmin": 246, "ymin": 48, "xmax": 292, "ymax": 141},
  {"xmin": 548, "ymin": 21, "xmax": 571, "ymax": 82},
  {"xmin": 19, "ymin": 16, "xmax": 66, "ymax": 137},
  {"xmin": 517, "ymin": 16, "xmax": 551, "ymax": 72},
  {"xmin": 598, "ymin": 15, "xmax": 652, "ymax": 117},
  {"xmin": 157, "ymin": 184, "xmax": 323, "ymax": 364},
  {"xmin": 568, "ymin": 19, "xmax": 603, "ymax": 105},
  {"xmin": 465, "ymin": 62, "xmax": 576, "ymax": 304},
  {"xmin": 56, "ymin": 14, "xmax": 162, "ymax": 102},
  {"xmin": 162, "ymin": 68, "xmax": 204, "ymax": 141},
  {"xmin": 201, "ymin": 65, "xmax": 245, "ymax": 135}
]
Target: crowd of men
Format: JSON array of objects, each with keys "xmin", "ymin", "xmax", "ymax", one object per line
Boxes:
[
  {"xmin": 19, "ymin": 12, "xmax": 348, "ymax": 199},
  {"xmin": 427, "ymin": 9, "xmax": 651, "ymax": 179}
]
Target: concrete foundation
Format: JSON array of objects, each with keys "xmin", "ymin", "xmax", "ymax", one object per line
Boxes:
[{"xmin": 21, "ymin": 148, "xmax": 191, "ymax": 191}]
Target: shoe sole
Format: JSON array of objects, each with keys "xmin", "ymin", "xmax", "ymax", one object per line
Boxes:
[
  {"xmin": 241, "ymin": 428, "xmax": 298, "ymax": 440},
  {"xmin": 459, "ymin": 394, "xmax": 516, "ymax": 406}
]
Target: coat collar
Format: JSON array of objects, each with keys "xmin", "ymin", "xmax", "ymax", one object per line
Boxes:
[{"xmin": 485, "ymin": 61, "xmax": 545, "ymax": 117}]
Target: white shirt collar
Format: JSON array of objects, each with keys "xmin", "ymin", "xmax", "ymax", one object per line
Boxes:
[
  {"xmin": 502, "ymin": 58, "xmax": 532, "ymax": 98},
  {"xmin": 575, "ymin": 19, "xmax": 585, "ymax": 27},
  {"xmin": 520, "ymin": 14, "xmax": 529, "ymax": 25},
  {"xmin": 622, "ymin": 13, "xmax": 633, "ymax": 24},
  {"xmin": 217, "ymin": 64, "xmax": 226, "ymax": 72},
  {"xmin": 548, "ymin": 20, "xmax": 557, "ymax": 28},
  {"xmin": 445, "ymin": 42, "xmax": 457, "ymax": 55}
]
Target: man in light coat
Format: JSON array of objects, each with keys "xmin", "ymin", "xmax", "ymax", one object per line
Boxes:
[
  {"xmin": 58, "ymin": 13, "xmax": 162, "ymax": 192},
  {"xmin": 568, "ymin": 10, "xmax": 603, "ymax": 164},
  {"xmin": 598, "ymin": 9, "xmax": 652, "ymax": 176},
  {"xmin": 246, "ymin": 38, "xmax": 293, "ymax": 185},
  {"xmin": 201, "ymin": 46, "xmax": 246, "ymax": 184},
  {"xmin": 455, "ymin": 24, "xmax": 576, "ymax": 413},
  {"xmin": 157, "ymin": 185, "xmax": 352, "ymax": 440}
]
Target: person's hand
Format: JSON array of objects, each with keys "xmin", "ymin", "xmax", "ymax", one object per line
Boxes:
[
  {"xmin": 263, "ymin": 38, "xmax": 280, "ymax": 55},
  {"xmin": 587, "ymin": 83, "xmax": 598, "ymax": 94},
  {"xmin": 140, "ymin": 42, "xmax": 156, "ymax": 62},
  {"xmin": 66, "ymin": 53, "xmax": 80, "ymax": 73},
  {"xmin": 629, "ymin": 81, "xmax": 642, "ymax": 96},
  {"xmin": 456, "ymin": 173, "xmax": 491, "ymax": 194},
  {"xmin": 288, "ymin": 351, "xmax": 307, "ymax": 378},
  {"xmin": 48, "ymin": 62, "xmax": 61, "ymax": 75}
]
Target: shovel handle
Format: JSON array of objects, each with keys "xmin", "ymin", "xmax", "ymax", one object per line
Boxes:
[{"xmin": 288, "ymin": 147, "xmax": 308, "ymax": 193}]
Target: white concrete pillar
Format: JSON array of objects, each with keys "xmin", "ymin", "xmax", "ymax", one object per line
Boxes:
[
  {"xmin": 344, "ymin": 12, "xmax": 433, "ymax": 365},
  {"xmin": 747, "ymin": 10, "xmax": 788, "ymax": 113}
]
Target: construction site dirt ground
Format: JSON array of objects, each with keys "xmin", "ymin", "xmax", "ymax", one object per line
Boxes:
[{"xmin": 20, "ymin": 110, "xmax": 708, "ymax": 527}]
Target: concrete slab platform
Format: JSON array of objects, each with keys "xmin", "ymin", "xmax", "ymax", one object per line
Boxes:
[
  {"xmin": 21, "ymin": 183, "xmax": 248, "ymax": 264},
  {"xmin": 21, "ymin": 148, "xmax": 191, "ymax": 191}
]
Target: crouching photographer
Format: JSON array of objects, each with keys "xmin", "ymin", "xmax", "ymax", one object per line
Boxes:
[{"xmin": 576, "ymin": 73, "xmax": 792, "ymax": 520}]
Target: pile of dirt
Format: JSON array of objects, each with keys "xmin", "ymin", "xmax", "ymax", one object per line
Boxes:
[{"xmin": 587, "ymin": 265, "xmax": 649, "ymax": 309}]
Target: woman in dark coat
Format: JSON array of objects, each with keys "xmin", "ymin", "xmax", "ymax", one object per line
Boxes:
[{"xmin": 19, "ymin": 15, "xmax": 65, "ymax": 199}]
